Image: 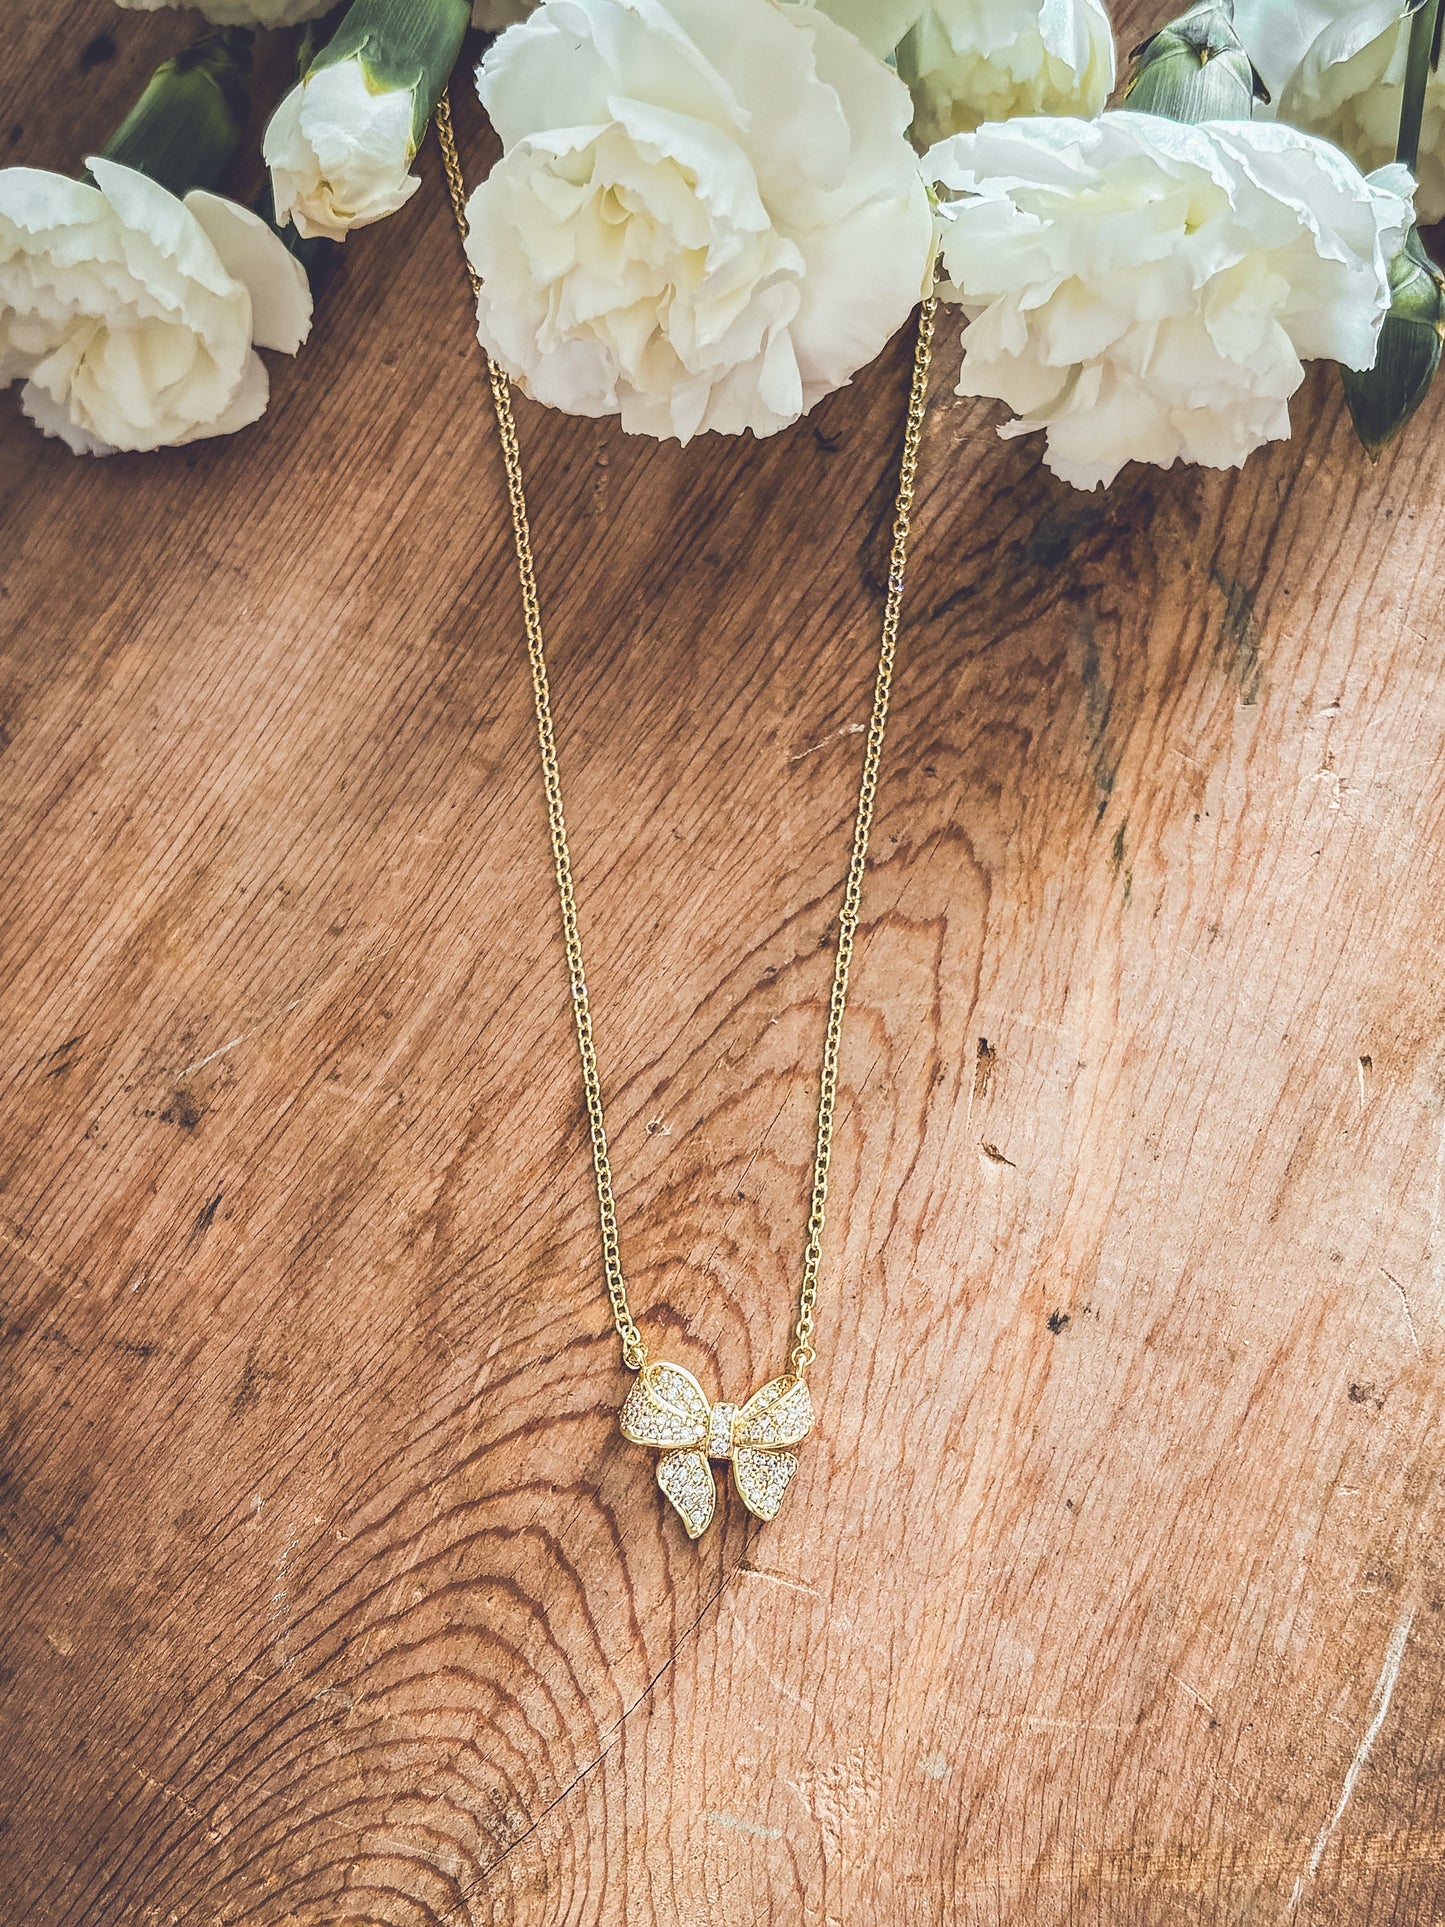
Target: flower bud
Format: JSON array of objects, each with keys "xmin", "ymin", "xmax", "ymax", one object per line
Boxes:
[
  {"xmin": 264, "ymin": 0, "xmax": 470, "ymax": 241},
  {"xmin": 1342, "ymin": 222, "xmax": 1445, "ymax": 457},
  {"xmin": 1125, "ymin": 0, "xmax": 1268, "ymax": 124},
  {"xmin": 100, "ymin": 28, "xmax": 251, "ymax": 198}
]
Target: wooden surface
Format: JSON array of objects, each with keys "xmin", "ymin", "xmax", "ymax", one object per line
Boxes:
[{"xmin": 3, "ymin": 7, "xmax": 1445, "ymax": 1922}]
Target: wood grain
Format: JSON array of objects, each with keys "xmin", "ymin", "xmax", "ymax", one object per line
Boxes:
[{"xmin": 2, "ymin": 5, "xmax": 1444, "ymax": 1921}]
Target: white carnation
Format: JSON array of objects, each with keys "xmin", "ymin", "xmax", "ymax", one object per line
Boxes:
[
  {"xmin": 113, "ymin": 0, "xmax": 334, "ymax": 24},
  {"xmin": 1235, "ymin": 0, "xmax": 1445, "ymax": 222},
  {"xmin": 464, "ymin": 0, "xmax": 935, "ymax": 442},
  {"xmin": 926, "ymin": 113, "xmax": 1412, "ymax": 490},
  {"xmin": 265, "ymin": 59, "xmax": 421, "ymax": 242},
  {"xmin": 897, "ymin": 0, "xmax": 1116, "ymax": 146},
  {"xmin": 807, "ymin": 0, "xmax": 1113, "ymax": 144},
  {"xmin": 0, "ymin": 159, "xmax": 311, "ymax": 455}
]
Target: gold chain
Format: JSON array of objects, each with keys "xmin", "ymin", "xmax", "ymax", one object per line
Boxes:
[{"xmin": 436, "ymin": 90, "xmax": 935, "ymax": 1382}]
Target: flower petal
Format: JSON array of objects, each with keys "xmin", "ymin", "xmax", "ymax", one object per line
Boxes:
[{"xmin": 185, "ymin": 191, "xmax": 313, "ymax": 354}]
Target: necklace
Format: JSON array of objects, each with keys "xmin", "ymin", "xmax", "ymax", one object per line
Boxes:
[{"xmin": 437, "ymin": 93, "xmax": 936, "ymax": 1538}]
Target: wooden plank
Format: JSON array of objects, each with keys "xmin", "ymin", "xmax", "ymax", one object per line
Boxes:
[{"xmin": 1, "ymin": 3, "xmax": 1442, "ymax": 1921}]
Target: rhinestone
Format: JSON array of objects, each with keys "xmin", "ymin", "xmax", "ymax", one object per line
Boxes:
[
  {"xmin": 657, "ymin": 1449, "xmax": 715, "ymax": 1537},
  {"xmin": 706, "ymin": 1402, "xmax": 737, "ymax": 1460},
  {"xmin": 732, "ymin": 1445, "xmax": 800, "ymax": 1521},
  {"xmin": 735, "ymin": 1376, "xmax": 813, "ymax": 1449}
]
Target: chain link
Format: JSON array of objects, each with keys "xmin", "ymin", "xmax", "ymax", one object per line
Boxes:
[
  {"xmin": 436, "ymin": 91, "xmax": 935, "ymax": 1381},
  {"xmin": 790, "ymin": 294, "xmax": 935, "ymax": 1376}
]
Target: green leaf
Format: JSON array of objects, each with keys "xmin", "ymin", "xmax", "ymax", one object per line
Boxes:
[
  {"xmin": 1342, "ymin": 226, "xmax": 1445, "ymax": 458},
  {"xmin": 1124, "ymin": 0, "xmax": 1267, "ymax": 124}
]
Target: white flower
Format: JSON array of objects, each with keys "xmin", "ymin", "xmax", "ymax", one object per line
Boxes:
[
  {"xmin": 464, "ymin": 0, "xmax": 935, "ymax": 442},
  {"xmin": 113, "ymin": 0, "xmax": 334, "ymax": 24},
  {"xmin": 898, "ymin": 0, "xmax": 1116, "ymax": 146},
  {"xmin": 0, "ymin": 158, "xmax": 311, "ymax": 454},
  {"xmin": 1235, "ymin": 0, "xmax": 1445, "ymax": 221},
  {"xmin": 926, "ymin": 113, "xmax": 1412, "ymax": 489},
  {"xmin": 808, "ymin": 0, "xmax": 1113, "ymax": 145},
  {"xmin": 265, "ymin": 60, "xmax": 421, "ymax": 242}
]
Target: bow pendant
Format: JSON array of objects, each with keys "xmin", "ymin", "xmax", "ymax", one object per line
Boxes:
[{"xmin": 619, "ymin": 1360, "xmax": 815, "ymax": 1538}]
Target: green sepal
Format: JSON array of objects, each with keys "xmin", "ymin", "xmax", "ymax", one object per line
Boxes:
[
  {"xmin": 306, "ymin": 0, "xmax": 471, "ymax": 149},
  {"xmin": 1125, "ymin": 1, "xmax": 1268, "ymax": 124},
  {"xmin": 253, "ymin": 176, "xmax": 341, "ymax": 299},
  {"xmin": 99, "ymin": 29, "xmax": 253, "ymax": 200},
  {"xmin": 1342, "ymin": 226, "xmax": 1445, "ymax": 458}
]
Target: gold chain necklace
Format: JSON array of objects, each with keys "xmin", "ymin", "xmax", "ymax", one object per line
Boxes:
[{"xmin": 437, "ymin": 92, "xmax": 936, "ymax": 1538}]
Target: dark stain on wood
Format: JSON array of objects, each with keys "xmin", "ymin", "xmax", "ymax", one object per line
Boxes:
[
  {"xmin": 1211, "ymin": 565, "xmax": 1265, "ymax": 706},
  {"xmin": 77, "ymin": 31, "xmax": 115, "ymax": 72}
]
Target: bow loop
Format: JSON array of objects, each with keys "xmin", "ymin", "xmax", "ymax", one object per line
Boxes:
[{"xmin": 732, "ymin": 1374, "xmax": 814, "ymax": 1451}]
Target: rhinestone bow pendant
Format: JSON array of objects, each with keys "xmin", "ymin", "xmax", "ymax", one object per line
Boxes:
[{"xmin": 619, "ymin": 1360, "xmax": 815, "ymax": 1538}]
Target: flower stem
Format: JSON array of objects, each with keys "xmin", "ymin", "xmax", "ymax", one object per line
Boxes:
[
  {"xmin": 1396, "ymin": 0, "xmax": 1444, "ymax": 169},
  {"xmin": 100, "ymin": 29, "xmax": 253, "ymax": 200}
]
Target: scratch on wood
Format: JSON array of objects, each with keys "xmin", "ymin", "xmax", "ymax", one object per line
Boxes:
[
  {"xmin": 723, "ymin": 1596, "xmax": 817, "ymax": 1714},
  {"xmin": 1380, "ymin": 1267, "xmax": 1422, "ymax": 1361},
  {"xmin": 1170, "ymin": 1673, "xmax": 1217, "ymax": 1718},
  {"xmin": 786, "ymin": 721, "xmax": 865, "ymax": 765},
  {"xmin": 1286, "ymin": 1600, "xmax": 1415, "ymax": 1915},
  {"xmin": 177, "ymin": 1035, "xmax": 246, "ymax": 1079},
  {"xmin": 174, "ymin": 999, "xmax": 301, "ymax": 1080},
  {"xmin": 739, "ymin": 1566, "xmax": 820, "ymax": 1599},
  {"xmin": 704, "ymin": 1810, "xmax": 783, "ymax": 1842},
  {"xmin": 1108, "ymin": 822, "xmax": 1132, "ymax": 904}
]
